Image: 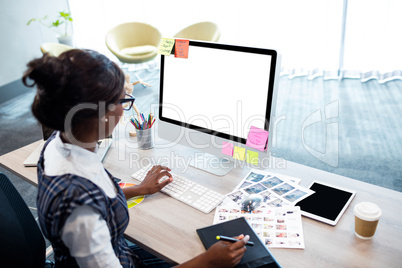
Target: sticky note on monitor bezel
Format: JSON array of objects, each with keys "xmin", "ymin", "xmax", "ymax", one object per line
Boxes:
[
  {"xmin": 174, "ymin": 39, "xmax": 189, "ymax": 58},
  {"xmin": 246, "ymin": 126, "xmax": 269, "ymax": 151},
  {"xmin": 233, "ymin": 146, "xmax": 246, "ymax": 161},
  {"xmin": 222, "ymin": 142, "xmax": 234, "ymax": 156},
  {"xmin": 158, "ymin": 37, "xmax": 175, "ymax": 56},
  {"xmin": 246, "ymin": 150, "xmax": 259, "ymax": 165}
]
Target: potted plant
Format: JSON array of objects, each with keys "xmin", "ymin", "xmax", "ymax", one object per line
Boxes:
[{"xmin": 27, "ymin": 11, "xmax": 74, "ymax": 46}]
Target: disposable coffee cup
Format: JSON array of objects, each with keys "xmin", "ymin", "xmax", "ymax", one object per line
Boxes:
[
  {"xmin": 136, "ymin": 128, "xmax": 154, "ymax": 150},
  {"xmin": 354, "ymin": 202, "xmax": 381, "ymax": 239}
]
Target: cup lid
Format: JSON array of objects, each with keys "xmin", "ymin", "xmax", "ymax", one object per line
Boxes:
[{"xmin": 354, "ymin": 202, "xmax": 382, "ymax": 221}]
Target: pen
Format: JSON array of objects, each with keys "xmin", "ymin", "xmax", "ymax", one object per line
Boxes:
[{"xmin": 216, "ymin": 235, "xmax": 254, "ymax": 246}]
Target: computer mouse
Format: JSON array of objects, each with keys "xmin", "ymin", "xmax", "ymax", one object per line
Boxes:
[{"xmin": 241, "ymin": 194, "xmax": 263, "ymax": 212}]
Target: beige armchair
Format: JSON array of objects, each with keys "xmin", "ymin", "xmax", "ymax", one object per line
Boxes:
[
  {"xmin": 105, "ymin": 22, "xmax": 162, "ymax": 64},
  {"xmin": 173, "ymin": 21, "xmax": 221, "ymax": 42}
]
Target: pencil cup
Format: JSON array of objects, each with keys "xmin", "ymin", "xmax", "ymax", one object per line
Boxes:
[{"xmin": 136, "ymin": 128, "xmax": 154, "ymax": 150}]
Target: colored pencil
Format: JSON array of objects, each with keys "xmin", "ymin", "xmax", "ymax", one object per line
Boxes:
[
  {"xmin": 150, "ymin": 119, "xmax": 156, "ymax": 128},
  {"xmin": 130, "ymin": 113, "xmax": 156, "ymax": 130}
]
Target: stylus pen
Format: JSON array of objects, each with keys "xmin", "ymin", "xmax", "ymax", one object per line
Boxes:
[{"xmin": 216, "ymin": 235, "xmax": 254, "ymax": 246}]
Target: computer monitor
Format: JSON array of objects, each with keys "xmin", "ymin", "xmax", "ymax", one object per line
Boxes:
[{"xmin": 158, "ymin": 41, "xmax": 280, "ymax": 175}]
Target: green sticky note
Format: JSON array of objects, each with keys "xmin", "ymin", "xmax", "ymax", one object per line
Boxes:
[
  {"xmin": 246, "ymin": 150, "xmax": 259, "ymax": 165},
  {"xmin": 233, "ymin": 146, "xmax": 246, "ymax": 161},
  {"xmin": 157, "ymin": 38, "xmax": 175, "ymax": 56}
]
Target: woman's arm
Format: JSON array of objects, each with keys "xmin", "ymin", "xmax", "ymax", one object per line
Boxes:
[
  {"xmin": 176, "ymin": 235, "xmax": 249, "ymax": 268},
  {"xmin": 62, "ymin": 205, "xmax": 123, "ymax": 268},
  {"xmin": 123, "ymin": 165, "xmax": 173, "ymax": 200}
]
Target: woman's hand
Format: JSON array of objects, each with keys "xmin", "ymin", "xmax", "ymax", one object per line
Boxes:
[
  {"xmin": 176, "ymin": 235, "xmax": 249, "ymax": 268},
  {"xmin": 138, "ymin": 165, "xmax": 173, "ymax": 195},
  {"xmin": 203, "ymin": 234, "xmax": 249, "ymax": 267},
  {"xmin": 122, "ymin": 165, "xmax": 172, "ymax": 199}
]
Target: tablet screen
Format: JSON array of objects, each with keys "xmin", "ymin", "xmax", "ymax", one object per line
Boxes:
[{"xmin": 295, "ymin": 181, "xmax": 355, "ymax": 225}]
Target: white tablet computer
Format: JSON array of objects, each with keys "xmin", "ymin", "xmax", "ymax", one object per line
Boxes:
[{"xmin": 295, "ymin": 181, "xmax": 356, "ymax": 226}]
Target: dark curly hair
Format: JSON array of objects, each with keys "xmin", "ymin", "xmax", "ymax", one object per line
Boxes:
[{"xmin": 22, "ymin": 49, "xmax": 125, "ymax": 132}]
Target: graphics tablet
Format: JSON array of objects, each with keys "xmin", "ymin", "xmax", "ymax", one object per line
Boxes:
[
  {"xmin": 295, "ymin": 181, "xmax": 356, "ymax": 226},
  {"xmin": 197, "ymin": 217, "xmax": 281, "ymax": 267}
]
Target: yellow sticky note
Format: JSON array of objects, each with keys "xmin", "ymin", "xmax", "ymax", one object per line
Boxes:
[
  {"xmin": 157, "ymin": 38, "xmax": 175, "ymax": 55},
  {"xmin": 246, "ymin": 150, "xmax": 259, "ymax": 165},
  {"xmin": 233, "ymin": 146, "xmax": 246, "ymax": 161}
]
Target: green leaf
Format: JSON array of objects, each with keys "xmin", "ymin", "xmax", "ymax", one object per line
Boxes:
[
  {"xmin": 26, "ymin": 18, "xmax": 36, "ymax": 25},
  {"xmin": 27, "ymin": 11, "xmax": 72, "ymax": 30},
  {"xmin": 59, "ymin": 11, "xmax": 72, "ymax": 20},
  {"xmin": 52, "ymin": 20, "xmax": 64, "ymax": 27}
]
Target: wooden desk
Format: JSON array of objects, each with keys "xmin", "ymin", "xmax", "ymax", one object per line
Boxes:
[
  {"xmin": 1, "ymin": 128, "xmax": 401, "ymax": 267},
  {"xmin": 0, "ymin": 140, "xmax": 42, "ymax": 186}
]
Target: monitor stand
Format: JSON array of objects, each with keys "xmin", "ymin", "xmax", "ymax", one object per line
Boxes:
[{"xmin": 189, "ymin": 152, "xmax": 234, "ymax": 176}]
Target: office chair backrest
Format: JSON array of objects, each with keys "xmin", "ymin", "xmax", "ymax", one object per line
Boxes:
[
  {"xmin": 105, "ymin": 22, "xmax": 162, "ymax": 64},
  {"xmin": 173, "ymin": 21, "xmax": 221, "ymax": 42},
  {"xmin": 40, "ymin": 42, "xmax": 73, "ymax": 57},
  {"xmin": 0, "ymin": 173, "xmax": 45, "ymax": 267}
]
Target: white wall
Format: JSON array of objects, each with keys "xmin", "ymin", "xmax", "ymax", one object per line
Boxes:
[
  {"xmin": 0, "ymin": 0, "xmax": 69, "ymax": 87},
  {"xmin": 69, "ymin": 0, "xmax": 344, "ymax": 74}
]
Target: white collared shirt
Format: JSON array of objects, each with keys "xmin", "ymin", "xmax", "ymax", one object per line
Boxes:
[
  {"xmin": 44, "ymin": 132, "xmax": 117, "ymax": 198},
  {"xmin": 43, "ymin": 132, "xmax": 122, "ymax": 268}
]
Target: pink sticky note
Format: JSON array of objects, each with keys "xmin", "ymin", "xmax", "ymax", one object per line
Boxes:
[
  {"xmin": 222, "ymin": 142, "xmax": 234, "ymax": 156},
  {"xmin": 246, "ymin": 126, "xmax": 269, "ymax": 151},
  {"xmin": 175, "ymin": 39, "xmax": 189, "ymax": 58}
]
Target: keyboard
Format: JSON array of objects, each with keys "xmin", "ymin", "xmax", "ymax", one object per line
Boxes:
[{"xmin": 131, "ymin": 164, "xmax": 225, "ymax": 213}]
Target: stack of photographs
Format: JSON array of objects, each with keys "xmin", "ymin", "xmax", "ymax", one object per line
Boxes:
[
  {"xmin": 230, "ymin": 170, "xmax": 314, "ymax": 208},
  {"xmin": 213, "ymin": 169, "xmax": 314, "ymax": 249},
  {"xmin": 214, "ymin": 206, "xmax": 305, "ymax": 249}
]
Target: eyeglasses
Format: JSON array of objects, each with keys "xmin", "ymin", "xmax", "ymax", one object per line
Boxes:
[{"xmin": 119, "ymin": 94, "xmax": 135, "ymax": 111}]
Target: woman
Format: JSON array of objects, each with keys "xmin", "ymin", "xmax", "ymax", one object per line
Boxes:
[{"xmin": 23, "ymin": 49, "xmax": 249, "ymax": 267}]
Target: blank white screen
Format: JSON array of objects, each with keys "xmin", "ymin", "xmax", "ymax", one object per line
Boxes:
[{"xmin": 161, "ymin": 45, "xmax": 272, "ymax": 140}]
